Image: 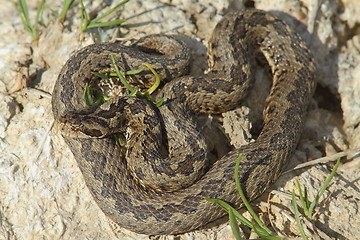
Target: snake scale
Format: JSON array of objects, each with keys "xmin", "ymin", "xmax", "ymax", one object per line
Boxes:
[{"xmin": 52, "ymin": 9, "xmax": 316, "ymax": 235}]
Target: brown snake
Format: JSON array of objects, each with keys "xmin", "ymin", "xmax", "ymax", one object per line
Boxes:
[{"xmin": 52, "ymin": 9, "xmax": 316, "ymax": 235}]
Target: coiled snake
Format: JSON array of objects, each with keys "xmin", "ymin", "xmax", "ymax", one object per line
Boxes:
[{"xmin": 52, "ymin": 9, "xmax": 316, "ymax": 235}]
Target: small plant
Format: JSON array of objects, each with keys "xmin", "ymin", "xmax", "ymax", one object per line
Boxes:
[
  {"xmin": 206, "ymin": 155, "xmax": 341, "ymax": 239},
  {"xmin": 12, "ymin": 0, "xmax": 46, "ymax": 41},
  {"xmin": 83, "ymin": 55, "xmax": 163, "ymax": 146},
  {"xmin": 13, "ymin": 0, "xmax": 130, "ymax": 40},
  {"xmin": 205, "ymin": 154, "xmax": 281, "ymax": 240},
  {"xmin": 84, "ymin": 64, "xmax": 144, "ymax": 107},
  {"xmin": 80, "ymin": 0, "xmax": 129, "ymax": 31},
  {"xmin": 110, "ymin": 54, "xmax": 164, "ymax": 106},
  {"xmin": 291, "ymin": 158, "xmax": 341, "ymax": 240}
]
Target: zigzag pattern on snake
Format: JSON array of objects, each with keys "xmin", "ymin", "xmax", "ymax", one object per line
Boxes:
[{"xmin": 52, "ymin": 9, "xmax": 317, "ymax": 235}]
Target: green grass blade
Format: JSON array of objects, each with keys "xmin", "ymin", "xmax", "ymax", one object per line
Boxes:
[
  {"xmin": 59, "ymin": 0, "xmax": 74, "ymax": 22},
  {"xmin": 204, "ymin": 198, "xmax": 273, "ymax": 238},
  {"xmin": 107, "ymin": 68, "xmax": 145, "ymax": 78},
  {"xmin": 143, "ymin": 63, "xmax": 161, "ymax": 94},
  {"xmin": 295, "ymin": 179, "xmax": 310, "ymax": 217},
  {"xmin": 13, "ymin": 0, "xmax": 44, "ymax": 40},
  {"xmin": 155, "ymin": 98, "xmax": 165, "ymax": 107},
  {"xmin": 124, "ymin": 68, "xmax": 145, "ymax": 75},
  {"xmin": 83, "ymin": 83, "xmax": 95, "ymax": 106},
  {"xmin": 86, "ymin": 19, "xmax": 126, "ymax": 29},
  {"xmin": 19, "ymin": 0, "xmax": 30, "ymax": 23},
  {"xmin": 291, "ymin": 191, "xmax": 308, "ymax": 240},
  {"xmin": 234, "ymin": 154, "xmax": 273, "ymax": 234},
  {"xmin": 83, "ymin": 83, "xmax": 108, "ymax": 106},
  {"xmin": 229, "ymin": 208, "xmax": 244, "ymax": 240},
  {"xmin": 110, "ymin": 54, "xmax": 141, "ymax": 96},
  {"xmin": 110, "ymin": 54, "xmax": 136, "ymax": 93},
  {"xmin": 114, "ymin": 133, "xmax": 126, "ymax": 147},
  {"xmin": 13, "ymin": 0, "xmax": 32, "ymax": 32},
  {"xmin": 12, "ymin": 1, "xmax": 27, "ymax": 29},
  {"xmin": 91, "ymin": 0, "xmax": 129, "ymax": 22},
  {"xmin": 308, "ymin": 158, "xmax": 340, "ymax": 216},
  {"xmin": 33, "ymin": 0, "xmax": 46, "ymax": 35},
  {"xmin": 252, "ymin": 228, "xmax": 283, "ymax": 240},
  {"xmin": 204, "ymin": 198, "xmax": 253, "ymax": 228},
  {"xmin": 79, "ymin": 0, "xmax": 89, "ymax": 31},
  {"xmin": 91, "ymin": 71, "xmax": 109, "ymax": 79}
]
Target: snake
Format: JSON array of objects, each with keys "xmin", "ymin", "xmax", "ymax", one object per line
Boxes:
[{"xmin": 52, "ymin": 9, "xmax": 317, "ymax": 235}]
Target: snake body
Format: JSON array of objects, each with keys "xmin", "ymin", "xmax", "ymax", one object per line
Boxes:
[{"xmin": 52, "ymin": 9, "xmax": 316, "ymax": 235}]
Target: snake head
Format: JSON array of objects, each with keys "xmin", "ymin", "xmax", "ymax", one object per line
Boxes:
[{"xmin": 54, "ymin": 110, "xmax": 108, "ymax": 138}]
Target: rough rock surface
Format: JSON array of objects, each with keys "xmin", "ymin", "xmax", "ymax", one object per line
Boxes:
[{"xmin": 1, "ymin": 0, "xmax": 359, "ymax": 239}]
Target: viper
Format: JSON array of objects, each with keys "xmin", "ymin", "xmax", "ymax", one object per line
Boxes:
[{"xmin": 52, "ymin": 9, "xmax": 317, "ymax": 235}]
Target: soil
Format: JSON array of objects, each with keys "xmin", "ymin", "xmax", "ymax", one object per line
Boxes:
[{"xmin": 0, "ymin": 0, "xmax": 359, "ymax": 240}]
